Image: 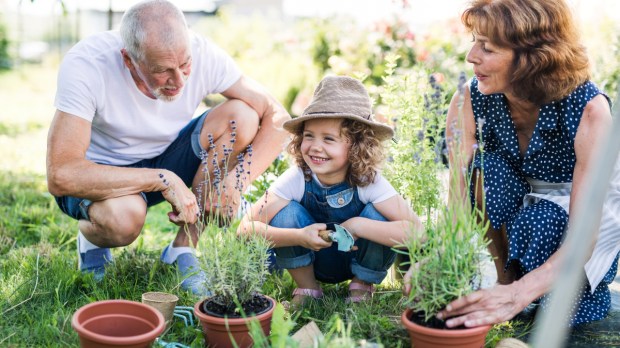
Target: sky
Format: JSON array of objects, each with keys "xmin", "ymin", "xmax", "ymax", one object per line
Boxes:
[
  {"xmin": 5, "ymin": 0, "xmax": 620, "ymax": 25},
  {"xmin": 2, "ymin": 0, "xmax": 619, "ymax": 42}
]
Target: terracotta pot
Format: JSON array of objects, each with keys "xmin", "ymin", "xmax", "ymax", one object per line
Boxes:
[
  {"xmin": 72, "ymin": 299, "xmax": 165, "ymax": 348},
  {"xmin": 193, "ymin": 295, "xmax": 275, "ymax": 348},
  {"xmin": 401, "ymin": 308, "xmax": 491, "ymax": 348}
]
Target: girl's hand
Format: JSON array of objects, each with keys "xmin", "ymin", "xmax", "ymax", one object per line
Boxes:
[
  {"xmin": 436, "ymin": 283, "xmax": 526, "ymax": 328},
  {"xmin": 300, "ymin": 223, "xmax": 333, "ymax": 251}
]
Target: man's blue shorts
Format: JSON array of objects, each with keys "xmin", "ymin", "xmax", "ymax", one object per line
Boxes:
[{"xmin": 54, "ymin": 110, "xmax": 209, "ymax": 221}]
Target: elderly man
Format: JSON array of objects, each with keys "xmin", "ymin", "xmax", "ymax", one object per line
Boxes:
[{"xmin": 46, "ymin": 0, "xmax": 290, "ymax": 295}]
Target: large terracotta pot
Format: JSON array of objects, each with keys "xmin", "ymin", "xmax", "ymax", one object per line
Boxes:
[
  {"xmin": 193, "ymin": 295, "xmax": 275, "ymax": 348},
  {"xmin": 72, "ymin": 299, "xmax": 165, "ymax": 348},
  {"xmin": 401, "ymin": 308, "xmax": 491, "ymax": 348}
]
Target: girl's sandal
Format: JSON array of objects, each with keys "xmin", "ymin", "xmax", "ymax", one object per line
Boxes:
[
  {"xmin": 283, "ymin": 288, "xmax": 324, "ymax": 310},
  {"xmin": 345, "ymin": 282, "xmax": 375, "ymax": 304},
  {"xmin": 292, "ymin": 288, "xmax": 324, "ymax": 298}
]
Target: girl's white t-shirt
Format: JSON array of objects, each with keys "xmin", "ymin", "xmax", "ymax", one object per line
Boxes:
[
  {"xmin": 54, "ymin": 30, "xmax": 241, "ymax": 165},
  {"xmin": 270, "ymin": 166, "xmax": 397, "ymax": 204}
]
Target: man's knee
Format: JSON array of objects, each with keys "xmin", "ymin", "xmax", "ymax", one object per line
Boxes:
[
  {"xmin": 89, "ymin": 196, "xmax": 147, "ymax": 246},
  {"xmin": 218, "ymin": 100, "xmax": 259, "ymax": 139}
]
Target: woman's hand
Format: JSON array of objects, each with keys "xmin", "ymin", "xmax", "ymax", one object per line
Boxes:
[
  {"xmin": 436, "ymin": 283, "xmax": 526, "ymax": 328},
  {"xmin": 299, "ymin": 223, "xmax": 333, "ymax": 251},
  {"xmin": 402, "ymin": 264, "xmax": 414, "ymax": 296}
]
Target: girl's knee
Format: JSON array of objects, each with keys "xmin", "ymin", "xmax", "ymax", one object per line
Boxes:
[
  {"xmin": 270, "ymin": 201, "xmax": 314, "ymax": 228},
  {"xmin": 359, "ymin": 203, "xmax": 387, "ymax": 222}
]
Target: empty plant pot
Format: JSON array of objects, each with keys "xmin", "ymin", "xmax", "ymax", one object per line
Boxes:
[
  {"xmin": 72, "ymin": 299, "xmax": 165, "ymax": 348},
  {"xmin": 141, "ymin": 292, "xmax": 179, "ymax": 328}
]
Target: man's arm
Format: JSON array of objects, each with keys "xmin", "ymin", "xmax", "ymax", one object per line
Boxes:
[
  {"xmin": 220, "ymin": 76, "xmax": 291, "ymax": 183},
  {"xmin": 46, "ymin": 110, "xmax": 199, "ymax": 222}
]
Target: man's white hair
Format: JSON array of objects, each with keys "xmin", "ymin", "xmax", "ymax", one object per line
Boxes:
[{"xmin": 119, "ymin": 0, "xmax": 189, "ymax": 62}]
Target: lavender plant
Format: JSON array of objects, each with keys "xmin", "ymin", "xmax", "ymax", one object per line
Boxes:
[
  {"xmin": 399, "ymin": 73, "xmax": 490, "ymax": 323},
  {"xmin": 381, "ymin": 54, "xmax": 446, "ymax": 218},
  {"xmin": 191, "ymin": 121, "xmax": 272, "ymax": 311},
  {"xmin": 196, "ymin": 221, "xmax": 271, "ymax": 312}
]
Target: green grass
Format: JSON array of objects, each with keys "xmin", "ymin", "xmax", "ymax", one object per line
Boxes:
[{"xmin": 0, "ymin": 169, "xmax": 532, "ymax": 347}]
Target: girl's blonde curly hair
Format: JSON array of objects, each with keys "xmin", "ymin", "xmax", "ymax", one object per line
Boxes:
[{"xmin": 287, "ymin": 118, "xmax": 387, "ymax": 187}]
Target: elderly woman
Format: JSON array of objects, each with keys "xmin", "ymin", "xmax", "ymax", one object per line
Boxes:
[{"xmin": 406, "ymin": 0, "xmax": 620, "ymax": 327}]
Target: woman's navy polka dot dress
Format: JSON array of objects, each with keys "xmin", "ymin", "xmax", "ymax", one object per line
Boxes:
[{"xmin": 469, "ymin": 78, "xmax": 619, "ymax": 326}]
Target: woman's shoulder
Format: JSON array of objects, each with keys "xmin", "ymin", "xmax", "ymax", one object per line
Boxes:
[
  {"xmin": 562, "ymin": 81, "xmax": 610, "ymax": 107},
  {"xmin": 553, "ymin": 81, "xmax": 611, "ymax": 138}
]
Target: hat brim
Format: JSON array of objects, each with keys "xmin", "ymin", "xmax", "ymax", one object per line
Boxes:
[{"xmin": 283, "ymin": 113, "xmax": 394, "ymax": 141}]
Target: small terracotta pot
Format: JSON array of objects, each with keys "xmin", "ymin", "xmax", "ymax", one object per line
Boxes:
[
  {"xmin": 72, "ymin": 299, "xmax": 165, "ymax": 348},
  {"xmin": 141, "ymin": 292, "xmax": 178, "ymax": 328},
  {"xmin": 401, "ymin": 308, "xmax": 491, "ymax": 348},
  {"xmin": 193, "ymin": 295, "xmax": 275, "ymax": 348}
]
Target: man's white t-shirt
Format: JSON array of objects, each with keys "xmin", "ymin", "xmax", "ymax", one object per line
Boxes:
[
  {"xmin": 54, "ymin": 30, "xmax": 241, "ymax": 165},
  {"xmin": 270, "ymin": 166, "xmax": 398, "ymax": 205}
]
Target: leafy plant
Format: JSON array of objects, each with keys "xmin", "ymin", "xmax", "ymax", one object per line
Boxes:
[
  {"xmin": 308, "ymin": 13, "xmax": 417, "ymax": 88},
  {"xmin": 381, "ymin": 54, "xmax": 446, "ymax": 218},
  {"xmin": 191, "ymin": 121, "xmax": 273, "ymax": 312},
  {"xmin": 397, "ymin": 74, "xmax": 490, "ymax": 322},
  {"xmin": 196, "ymin": 223, "xmax": 272, "ymax": 311}
]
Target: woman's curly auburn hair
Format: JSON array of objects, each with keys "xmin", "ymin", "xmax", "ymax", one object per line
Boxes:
[
  {"xmin": 287, "ymin": 118, "xmax": 387, "ymax": 187},
  {"xmin": 462, "ymin": 0, "xmax": 590, "ymax": 104}
]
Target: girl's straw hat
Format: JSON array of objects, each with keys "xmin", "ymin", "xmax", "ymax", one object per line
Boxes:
[{"xmin": 283, "ymin": 76, "xmax": 394, "ymax": 141}]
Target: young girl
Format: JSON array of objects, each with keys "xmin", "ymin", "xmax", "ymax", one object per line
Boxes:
[{"xmin": 238, "ymin": 76, "xmax": 423, "ymax": 305}]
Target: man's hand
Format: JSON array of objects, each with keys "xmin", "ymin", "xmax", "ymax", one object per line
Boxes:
[{"xmin": 160, "ymin": 172, "xmax": 199, "ymax": 225}]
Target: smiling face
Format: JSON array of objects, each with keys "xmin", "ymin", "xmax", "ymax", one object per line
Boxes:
[
  {"xmin": 300, "ymin": 118, "xmax": 351, "ymax": 186},
  {"xmin": 466, "ymin": 33, "xmax": 515, "ymax": 97},
  {"xmin": 122, "ymin": 40, "xmax": 192, "ymax": 102}
]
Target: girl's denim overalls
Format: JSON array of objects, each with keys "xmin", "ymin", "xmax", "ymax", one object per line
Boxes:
[{"xmin": 270, "ymin": 177, "xmax": 396, "ymax": 284}]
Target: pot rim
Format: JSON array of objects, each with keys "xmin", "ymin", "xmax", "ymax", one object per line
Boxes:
[
  {"xmin": 194, "ymin": 295, "xmax": 276, "ymax": 325},
  {"xmin": 72, "ymin": 299, "xmax": 165, "ymax": 344},
  {"xmin": 401, "ymin": 308, "xmax": 492, "ymax": 336},
  {"xmin": 142, "ymin": 291, "xmax": 179, "ymax": 304}
]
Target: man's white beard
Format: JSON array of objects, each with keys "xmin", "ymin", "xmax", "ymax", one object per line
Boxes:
[{"xmin": 153, "ymin": 74, "xmax": 189, "ymax": 102}]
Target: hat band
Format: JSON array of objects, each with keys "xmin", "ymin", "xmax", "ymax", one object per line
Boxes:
[{"xmin": 305, "ymin": 111, "xmax": 371, "ymax": 120}]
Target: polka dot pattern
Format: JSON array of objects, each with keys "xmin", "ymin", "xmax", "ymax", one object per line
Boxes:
[{"xmin": 469, "ymin": 78, "xmax": 618, "ymax": 326}]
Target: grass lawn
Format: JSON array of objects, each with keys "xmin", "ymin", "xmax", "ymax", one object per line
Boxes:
[{"xmin": 0, "ymin": 64, "xmax": 531, "ymax": 347}]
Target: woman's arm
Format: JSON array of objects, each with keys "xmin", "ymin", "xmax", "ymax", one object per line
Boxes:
[
  {"xmin": 436, "ymin": 94, "xmax": 613, "ymax": 328},
  {"xmin": 445, "ymin": 83, "xmax": 478, "ymax": 205}
]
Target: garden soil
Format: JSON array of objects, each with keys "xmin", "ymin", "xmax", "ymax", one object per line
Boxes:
[{"xmin": 201, "ymin": 294, "xmax": 272, "ymax": 318}]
